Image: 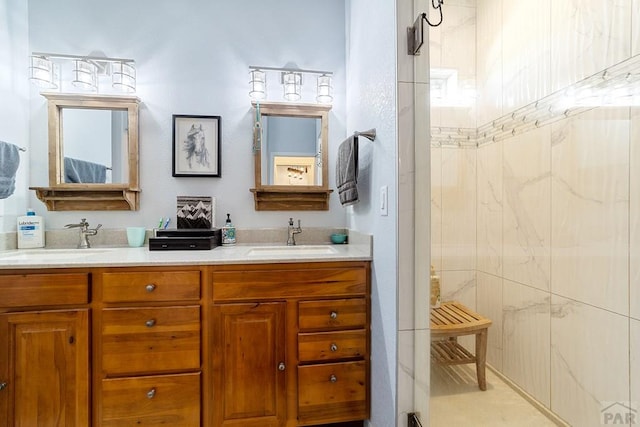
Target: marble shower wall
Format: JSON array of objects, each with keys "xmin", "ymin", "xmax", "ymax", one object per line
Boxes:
[{"xmin": 430, "ymin": 1, "xmax": 640, "ymax": 426}]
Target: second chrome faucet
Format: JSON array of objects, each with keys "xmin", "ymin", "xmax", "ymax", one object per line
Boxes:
[
  {"xmin": 287, "ymin": 218, "xmax": 302, "ymax": 246},
  {"xmin": 65, "ymin": 218, "xmax": 102, "ymax": 249}
]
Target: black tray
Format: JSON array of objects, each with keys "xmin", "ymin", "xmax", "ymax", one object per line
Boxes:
[{"xmin": 149, "ymin": 228, "xmax": 221, "ymax": 251}]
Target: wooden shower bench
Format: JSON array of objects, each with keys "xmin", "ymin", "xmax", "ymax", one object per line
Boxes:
[{"xmin": 430, "ymin": 301, "xmax": 492, "ymax": 390}]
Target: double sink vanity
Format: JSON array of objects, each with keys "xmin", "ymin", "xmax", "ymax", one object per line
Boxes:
[{"xmin": 0, "ymin": 241, "xmax": 371, "ymax": 426}]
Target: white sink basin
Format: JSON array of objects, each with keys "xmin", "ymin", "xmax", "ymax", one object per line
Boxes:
[
  {"xmin": 0, "ymin": 248, "xmax": 116, "ymax": 262},
  {"xmin": 246, "ymin": 245, "xmax": 338, "ymax": 257}
]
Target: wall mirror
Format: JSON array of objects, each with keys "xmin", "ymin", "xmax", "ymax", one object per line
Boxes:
[
  {"xmin": 30, "ymin": 93, "xmax": 140, "ymax": 211},
  {"xmin": 250, "ymin": 101, "xmax": 332, "ymax": 210}
]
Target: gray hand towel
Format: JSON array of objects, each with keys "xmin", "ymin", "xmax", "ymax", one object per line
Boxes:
[
  {"xmin": 64, "ymin": 157, "xmax": 107, "ymax": 183},
  {"xmin": 0, "ymin": 141, "xmax": 20, "ymax": 199},
  {"xmin": 336, "ymin": 135, "xmax": 359, "ymax": 205}
]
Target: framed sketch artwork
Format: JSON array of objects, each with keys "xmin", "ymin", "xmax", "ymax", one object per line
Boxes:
[{"xmin": 172, "ymin": 115, "xmax": 221, "ymax": 177}]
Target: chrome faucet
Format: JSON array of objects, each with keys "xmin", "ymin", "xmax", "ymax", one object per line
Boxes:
[
  {"xmin": 65, "ymin": 218, "xmax": 102, "ymax": 249},
  {"xmin": 287, "ymin": 217, "xmax": 302, "ymax": 246}
]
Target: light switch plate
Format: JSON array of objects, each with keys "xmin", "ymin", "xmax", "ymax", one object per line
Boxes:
[{"xmin": 380, "ymin": 185, "xmax": 388, "ymax": 216}]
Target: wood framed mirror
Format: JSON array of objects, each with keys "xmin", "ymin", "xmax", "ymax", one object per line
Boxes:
[
  {"xmin": 250, "ymin": 101, "xmax": 332, "ymax": 210},
  {"xmin": 30, "ymin": 93, "xmax": 140, "ymax": 211}
]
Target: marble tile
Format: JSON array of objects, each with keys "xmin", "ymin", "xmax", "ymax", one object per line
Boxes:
[
  {"xmin": 414, "ymin": 327, "xmax": 430, "ymax": 424},
  {"xmin": 439, "ymin": 2, "xmax": 475, "ymax": 79},
  {"xmin": 550, "ymin": 108, "xmax": 630, "ymax": 316},
  {"xmin": 430, "ymin": 146, "xmax": 443, "ymax": 272},
  {"xmin": 631, "ymin": 107, "xmax": 640, "ymax": 321},
  {"xmin": 550, "ymin": 0, "xmax": 631, "ymax": 93},
  {"xmin": 476, "ymin": 272, "xmax": 503, "ymax": 370},
  {"xmin": 503, "ymin": 280, "xmax": 551, "ymax": 408},
  {"xmin": 398, "ymin": 170, "xmax": 415, "ymax": 331},
  {"xmin": 502, "ymin": 0, "xmax": 551, "ymax": 110},
  {"xmin": 397, "ymin": 329, "xmax": 415, "ymax": 427},
  {"xmin": 502, "ymin": 127, "xmax": 551, "ymax": 292},
  {"xmin": 550, "ymin": 295, "xmax": 629, "ymax": 427},
  {"xmin": 476, "ymin": 0, "xmax": 503, "ymax": 127},
  {"xmin": 477, "ymin": 140, "xmax": 502, "ymax": 276},
  {"xmin": 398, "ymin": 82, "xmax": 416, "ymax": 174},
  {"xmin": 631, "ymin": 319, "xmax": 640, "ymax": 419},
  {"xmin": 441, "ymin": 147, "xmax": 476, "ymax": 271},
  {"xmin": 634, "ymin": 0, "xmax": 640, "ymax": 56}
]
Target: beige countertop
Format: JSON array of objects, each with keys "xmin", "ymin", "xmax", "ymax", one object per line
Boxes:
[{"xmin": 0, "ymin": 242, "xmax": 371, "ymax": 270}]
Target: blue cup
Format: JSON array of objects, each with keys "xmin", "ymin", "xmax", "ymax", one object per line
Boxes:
[{"xmin": 126, "ymin": 227, "xmax": 146, "ymax": 247}]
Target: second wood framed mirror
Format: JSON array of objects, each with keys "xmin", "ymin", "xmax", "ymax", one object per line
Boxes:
[{"xmin": 250, "ymin": 101, "xmax": 332, "ymax": 210}]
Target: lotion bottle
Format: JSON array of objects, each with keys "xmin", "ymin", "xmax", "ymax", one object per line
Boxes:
[{"xmin": 17, "ymin": 208, "xmax": 45, "ymax": 249}]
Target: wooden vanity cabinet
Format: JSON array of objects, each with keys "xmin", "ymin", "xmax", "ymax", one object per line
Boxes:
[
  {"xmin": 212, "ymin": 261, "xmax": 370, "ymax": 427},
  {"xmin": 0, "ymin": 272, "xmax": 90, "ymax": 427},
  {"xmin": 95, "ymin": 268, "xmax": 202, "ymax": 426}
]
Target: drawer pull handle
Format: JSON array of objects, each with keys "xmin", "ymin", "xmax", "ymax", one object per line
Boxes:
[
  {"xmin": 0, "ymin": 382, "xmax": 7, "ymax": 391},
  {"xmin": 330, "ymin": 311, "xmax": 338, "ymax": 319},
  {"xmin": 330, "ymin": 343, "xmax": 338, "ymax": 352},
  {"xmin": 329, "ymin": 375, "xmax": 337, "ymax": 383},
  {"xmin": 145, "ymin": 319, "xmax": 156, "ymax": 327},
  {"xmin": 278, "ymin": 362, "xmax": 286, "ymax": 371},
  {"xmin": 146, "ymin": 388, "xmax": 156, "ymax": 399},
  {"xmin": 145, "ymin": 284, "xmax": 156, "ymax": 292}
]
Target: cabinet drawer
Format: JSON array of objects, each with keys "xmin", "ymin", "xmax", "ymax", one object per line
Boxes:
[
  {"xmin": 298, "ymin": 329, "xmax": 366, "ymax": 362},
  {"xmin": 101, "ymin": 270, "xmax": 200, "ymax": 303},
  {"xmin": 298, "ymin": 361, "xmax": 367, "ymax": 424},
  {"xmin": 101, "ymin": 372, "xmax": 200, "ymax": 426},
  {"xmin": 0, "ymin": 273, "xmax": 89, "ymax": 307},
  {"xmin": 102, "ymin": 306, "xmax": 200, "ymax": 375},
  {"xmin": 298, "ymin": 298, "xmax": 366, "ymax": 330}
]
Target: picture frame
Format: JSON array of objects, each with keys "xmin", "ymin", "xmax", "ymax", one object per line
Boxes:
[{"xmin": 172, "ymin": 114, "xmax": 221, "ymax": 177}]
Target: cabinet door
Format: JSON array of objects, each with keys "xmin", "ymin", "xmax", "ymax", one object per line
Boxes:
[
  {"xmin": 0, "ymin": 309, "xmax": 89, "ymax": 427},
  {"xmin": 212, "ymin": 302, "xmax": 286, "ymax": 427}
]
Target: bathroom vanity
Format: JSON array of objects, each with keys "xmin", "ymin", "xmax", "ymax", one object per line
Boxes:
[{"xmin": 0, "ymin": 245, "xmax": 370, "ymax": 427}]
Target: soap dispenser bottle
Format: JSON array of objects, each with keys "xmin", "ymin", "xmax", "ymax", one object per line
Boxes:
[
  {"xmin": 222, "ymin": 213, "xmax": 236, "ymax": 246},
  {"xmin": 17, "ymin": 208, "xmax": 45, "ymax": 249}
]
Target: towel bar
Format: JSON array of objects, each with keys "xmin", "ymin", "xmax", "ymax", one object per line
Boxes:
[
  {"xmin": 18, "ymin": 146, "xmax": 26, "ymax": 152},
  {"xmin": 353, "ymin": 128, "xmax": 376, "ymax": 141}
]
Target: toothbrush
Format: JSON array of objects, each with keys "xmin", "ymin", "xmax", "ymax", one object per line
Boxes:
[
  {"xmin": 157, "ymin": 217, "xmax": 164, "ymax": 229},
  {"xmin": 163, "ymin": 218, "xmax": 171, "ymax": 229}
]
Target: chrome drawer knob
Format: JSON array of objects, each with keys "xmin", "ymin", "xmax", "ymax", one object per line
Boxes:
[
  {"xmin": 145, "ymin": 284, "xmax": 156, "ymax": 292},
  {"xmin": 145, "ymin": 319, "xmax": 156, "ymax": 327},
  {"xmin": 278, "ymin": 362, "xmax": 286, "ymax": 371},
  {"xmin": 329, "ymin": 311, "xmax": 338, "ymax": 319},
  {"xmin": 329, "ymin": 375, "xmax": 337, "ymax": 383},
  {"xmin": 0, "ymin": 382, "xmax": 7, "ymax": 391},
  {"xmin": 330, "ymin": 343, "xmax": 338, "ymax": 352},
  {"xmin": 146, "ymin": 388, "xmax": 156, "ymax": 399}
]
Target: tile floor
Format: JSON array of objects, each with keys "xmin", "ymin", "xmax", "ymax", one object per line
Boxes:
[{"xmin": 430, "ymin": 363, "xmax": 563, "ymax": 426}]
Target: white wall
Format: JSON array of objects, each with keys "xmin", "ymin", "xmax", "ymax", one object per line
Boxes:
[
  {"xmin": 24, "ymin": 0, "xmax": 347, "ymax": 230},
  {"xmin": 346, "ymin": 0, "xmax": 398, "ymax": 425},
  {"xmin": 0, "ymin": 0, "xmax": 29, "ymax": 239}
]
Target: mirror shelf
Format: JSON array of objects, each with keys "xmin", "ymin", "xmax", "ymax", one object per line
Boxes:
[
  {"xmin": 29, "ymin": 93, "xmax": 140, "ymax": 211},
  {"xmin": 251, "ymin": 101, "xmax": 332, "ymax": 211}
]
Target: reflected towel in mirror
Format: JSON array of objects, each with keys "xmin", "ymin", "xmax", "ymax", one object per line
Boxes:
[
  {"xmin": 0, "ymin": 141, "xmax": 20, "ymax": 199},
  {"xmin": 64, "ymin": 157, "xmax": 107, "ymax": 183},
  {"xmin": 336, "ymin": 135, "xmax": 359, "ymax": 205}
]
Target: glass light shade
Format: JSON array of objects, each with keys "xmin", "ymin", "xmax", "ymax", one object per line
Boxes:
[
  {"xmin": 72, "ymin": 59, "xmax": 98, "ymax": 91},
  {"xmin": 282, "ymin": 72, "xmax": 302, "ymax": 101},
  {"xmin": 112, "ymin": 62, "xmax": 136, "ymax": 93},
  {"xmin": 249, "ymin": 69, "xmax": 266, "ymax": 100},
  {"xmin": 316, "ymin": 74, "xmax": 333, "ymax": 103},
  {"xmin": 29, "ymin": 56, "xmax": 58, "ymax": 89}
]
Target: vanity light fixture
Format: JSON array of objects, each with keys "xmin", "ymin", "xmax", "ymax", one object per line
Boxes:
[
  {"xmin": 249, "ymin": 69, "xmax": 266, "ymax": 100},
  {"xmin": 316, "ymin": 74, "xmax": 333, "ymax": 104},
  {"xmin": 282, "ymin": 71, "xmax": 302, "ymax": 101},
  {"xmin": 29, "ymin": 52, "xmax": 136, "ymax": 94},
  {"xmin": 249, "ymin": 65, "xmax": 333, "ymax": 104},
  {"xmin": 28, "ymin": 55, "xmax": 59, "ymax": 89}
]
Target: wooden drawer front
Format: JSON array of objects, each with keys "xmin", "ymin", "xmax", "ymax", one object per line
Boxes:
[
  {"xmin": 102, "ymin": 306, "xmax": 200, "ymax": 375},
  {"xmin": 213, "ymin": 265, "xmax": 366, "ymax": 301},
  {"xmin": 298, "ymin": 298, "xmax": 366, "ymax": 331},
  {"xmin": 298, "ymin": 361, "xmax": 367, "ymax": 424},
  {"xmin": 298, "ymin": 329, "xmax": 366, "ymax": 362},
  {"xmin": 102, "ymin": 271, "xmax": 200, "ymax": 303},
  {"xmin": 101, "ymin": 372, "xmax": 200, "ymax": 426},
  {"xmin": 0, "ymin": 273, "xmax": 89, "ymax": 307}
]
